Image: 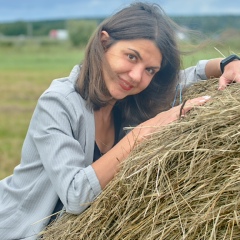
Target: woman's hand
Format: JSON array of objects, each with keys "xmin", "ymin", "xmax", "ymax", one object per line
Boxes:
[
  {"xmin": 131, "ymin": 95, "xmax": 211, "ymax": 142},
  {"xmin": 219, "ymin": 60, "xmax": 240, "ymax": 90}
]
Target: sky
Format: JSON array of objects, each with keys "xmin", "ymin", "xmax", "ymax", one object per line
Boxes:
[{"xmin": 0, "ymin": 0, "xmax": 239, "ymax": 23}]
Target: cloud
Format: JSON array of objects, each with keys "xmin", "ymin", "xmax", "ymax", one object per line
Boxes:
[
  {"xmin": 0, "ymin": 0, "xmax": 239, "ymax": 22},
  {"xmin": 160, "ymin": 0, "xmax": 240, "ymax": 15}
]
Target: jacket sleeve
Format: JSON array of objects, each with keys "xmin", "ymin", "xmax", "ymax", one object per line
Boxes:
[
  {"xmin": 179, "ymin": 60, "xmax": 209, "ymax": 87},
  {"xmin": 32, "ymin": 90, "xmax": 102, "ymax": 214}
]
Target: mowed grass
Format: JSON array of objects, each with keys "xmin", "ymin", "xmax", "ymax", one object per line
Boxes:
[
  {"xmin": 0, "ymin": 40, "xmax": 239, "ymax": 179},
  {"xmin": 0, "ymin": 43, "xmax": 84, "ymax": 179}
]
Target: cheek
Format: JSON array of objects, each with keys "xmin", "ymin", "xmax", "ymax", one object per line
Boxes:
[
  {"xmin": 140, "ymin": 77, "xmax": 152, "ymax": 90},
  {"xmin": 111, "ymin": 60, "xmax": 129, "ymax": 72},
  {"xmin": 106, "ymin": 54, "xmax": 131, "ymax": 72}
]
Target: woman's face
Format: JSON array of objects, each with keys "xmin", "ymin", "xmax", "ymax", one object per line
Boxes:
[{"xmin": 102, "ymin": 34, "xmax": 162, "ymax": 100}]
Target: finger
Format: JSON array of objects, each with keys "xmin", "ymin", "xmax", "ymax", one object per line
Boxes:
[
  {"xmin": 218, "ymin": 74, "xmax": 240, "ymax": 90},
  {"xmin": 218, "ymin": 76, "xmax": 228, "ymax": 90},
  {"xmin": 181, "ymin": 95, "xmax": 211, "ymax": 115},
  {"xmin": 233, "ymin": 73, "xmax": 240, "ymax": 83}
]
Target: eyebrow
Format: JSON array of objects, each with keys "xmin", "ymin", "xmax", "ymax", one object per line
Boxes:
[
  {"xmin": 128, "ymin": 48, "xmax": 143, "ymax": 60},
  {"xmin": 127, "ymin": 48, "xmax": 161, "ymax": 70}
]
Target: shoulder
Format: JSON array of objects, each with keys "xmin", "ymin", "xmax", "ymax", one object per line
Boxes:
[
  {"xmin": 44, "ymin": 65, "xmax": 80, "ymax": 98},
  {"xmin": 36, "ymin": 65, "xmax": 93, "ymax": 121},
  {"xmin": 31, "ymin": 66, "xmax": 94, "ymax": 139}
]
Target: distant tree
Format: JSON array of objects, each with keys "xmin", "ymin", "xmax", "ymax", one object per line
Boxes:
[
  {"xmin": 0, "ymin": 21, "xmax": 27, "ymax": 36},
  {"xmin": 32, "ymin": 20, "xmax": 66, "ymax": 36},
  {"xmin": 172, "ymin": 16, "xmax": 240, "ymax": 36},
  {"xmin": 0, "ymin": 16, "xmax": 239, "ymax": 39},
  {"xmin": 67, "ymin": 20, "xmax": 97, "ymax": 47}
]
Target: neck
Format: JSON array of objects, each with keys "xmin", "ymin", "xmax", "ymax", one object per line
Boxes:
[
  {"xmin": 95, "ymin": 104, "xmax": 114, "ymax": 121},
  {"xmin": 94, "ymin": 104, "xmax": 115, "ymax": 154}
]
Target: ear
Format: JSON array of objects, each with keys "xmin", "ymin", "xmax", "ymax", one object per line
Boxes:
[
  {"xmin": 101, "ymin": 31, "xmax": 110, "ymax": 41},
  {"xmin": 100, "ymin": 31, "xmax": 110, "ymax": 47}
]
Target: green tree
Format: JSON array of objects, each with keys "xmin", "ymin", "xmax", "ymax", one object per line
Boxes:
[
  {"xmin": 67, "ymin": 20, "xmax": 97, "ymax": 47},
  {"xmin": 0, "ymin": 21, "xmax": 27, "ymax": 36}
]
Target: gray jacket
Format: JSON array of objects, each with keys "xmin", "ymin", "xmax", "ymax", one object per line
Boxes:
[{"xmin": 0, "ymin": 60, "xmax": 208, "ymax": 240}]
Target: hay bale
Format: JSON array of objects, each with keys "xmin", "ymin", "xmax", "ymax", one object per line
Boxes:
[{"xmin": 41, "ymin": 79, "xmax": 240, "ymax": 240}]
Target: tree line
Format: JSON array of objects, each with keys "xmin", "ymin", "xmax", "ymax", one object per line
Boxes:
[
  {"xmin": 0, "ymin": 18, "xmax": 102, "ymax": 37},
  {"xmin": 0, "ymin": 15, "xmax": 239, "ymax": 37},
  {"xmin": 0, "ymin": 16, "xmax": 239, "ymax": 48},
  {"xmin": 173, "ymin": 15, "xmax": 240, "ymax": 34}
]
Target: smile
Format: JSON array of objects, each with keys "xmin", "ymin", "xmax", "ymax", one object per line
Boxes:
[{"xmin": 119, "ymin": 78, "xmax": 133, "ymax": 91}]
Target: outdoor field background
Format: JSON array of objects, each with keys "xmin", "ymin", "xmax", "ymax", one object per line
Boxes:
[{"xmin": 0, "ymin": 37, "xmax": 239, "ymax": 180}]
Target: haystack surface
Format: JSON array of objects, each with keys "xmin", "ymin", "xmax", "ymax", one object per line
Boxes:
[{"xmin": 41, "ymin": 79, "xmax": 240, "ymax": 240}]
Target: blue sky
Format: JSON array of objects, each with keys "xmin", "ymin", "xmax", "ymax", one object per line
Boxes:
[{"xmin": 0, "ymin": 0, "xmax": 239, "ymax": 22}]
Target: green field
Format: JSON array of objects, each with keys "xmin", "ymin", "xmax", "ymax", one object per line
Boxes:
[{"xmin": 0, "ymin": 40, "xmax": 239, "ymax": 179}]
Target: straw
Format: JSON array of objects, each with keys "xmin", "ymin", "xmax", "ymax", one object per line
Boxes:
[{"xmin": 41, "ymin": 79, "xmax": 240, "ymax": 240}]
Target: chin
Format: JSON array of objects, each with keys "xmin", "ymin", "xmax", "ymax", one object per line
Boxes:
[
  {"xmin": 110, "ymin": 91, "xmax": 127, "ymax": 100},
  {"xmin": 112, "ymin": 96, "xmax": 125, "ymax": 101}
]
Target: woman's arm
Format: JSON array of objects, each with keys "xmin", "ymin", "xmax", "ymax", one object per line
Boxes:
[
  {"xmin": 92, "ymin": 95, "xmax": 211, "ymax": 189},
  {"xmin": 33, "ymin": 91, "xmax": 101, "ymax": 214},
  {"xmin": 180, "ymin": 57, "xmax": 240, "ymax": 89},
  {"xmin": 179, "ymin": 60, "xmax": 209, "ymax": 87},
  {"xmin": 204, "ymin": 58, "xmax": 222, "ymax": 78}
]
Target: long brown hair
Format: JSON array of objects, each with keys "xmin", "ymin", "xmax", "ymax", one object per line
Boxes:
[{"xmin": 77, "ymin": 2, "xmax": 181, "ymax": 125}]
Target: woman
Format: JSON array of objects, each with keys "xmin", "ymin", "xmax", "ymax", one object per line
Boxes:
[{"xmin": 0, "ymin": 2, "xmax": 239, "ymax": 239}]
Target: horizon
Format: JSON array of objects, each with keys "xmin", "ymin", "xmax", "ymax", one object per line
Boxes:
[{"xmin": 1, "ymin": 13, "xmax": 240, "ymax": 24}]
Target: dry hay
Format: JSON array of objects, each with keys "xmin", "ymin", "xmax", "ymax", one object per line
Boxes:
[{"xmin": 41, "ymin": 79, "xmax": 240, "ymax": 240}]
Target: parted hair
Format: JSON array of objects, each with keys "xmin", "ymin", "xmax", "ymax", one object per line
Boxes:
[{"xmin": 76, "ymin": 2, "xmax": 181, "ymax": 125}]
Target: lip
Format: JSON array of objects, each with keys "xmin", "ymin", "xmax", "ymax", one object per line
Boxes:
[{"xmin": 118, "ymin": 78, "xmax": 133, "ymax": 91}]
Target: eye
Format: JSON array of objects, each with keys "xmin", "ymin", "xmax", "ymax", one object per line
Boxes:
[
  {"xmin": 127, "ymin": 54, "xmax": 137, "ymax": 61},
  {"xmin": 146, "ymin": 68, "xmax": 156, "ymax": 75}
]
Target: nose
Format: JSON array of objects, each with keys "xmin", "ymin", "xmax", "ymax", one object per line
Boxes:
[{"xmin": 128, "ymin": 65, "xmax": 144, "ymax": 84}]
